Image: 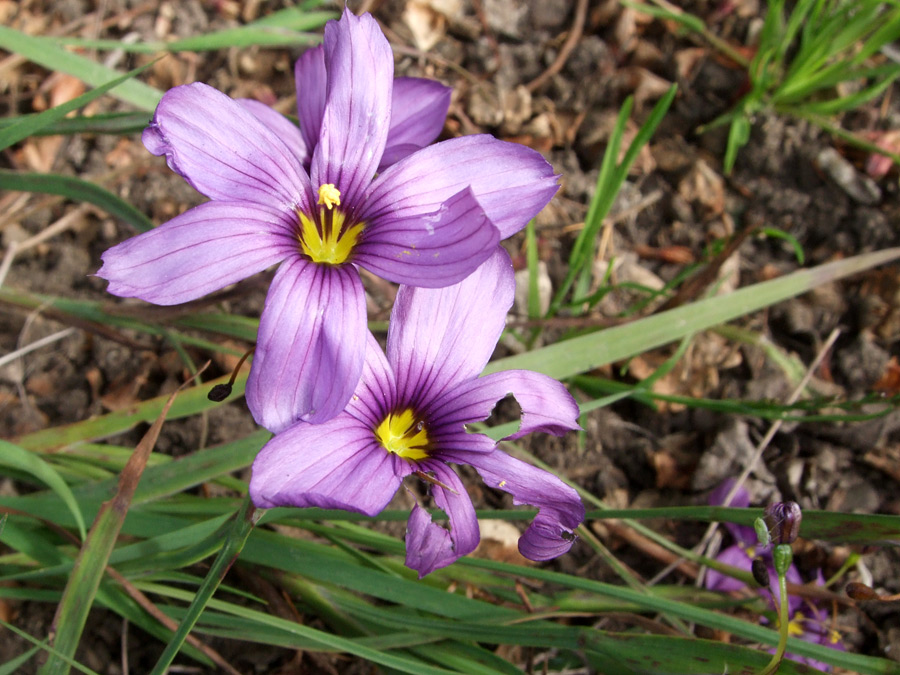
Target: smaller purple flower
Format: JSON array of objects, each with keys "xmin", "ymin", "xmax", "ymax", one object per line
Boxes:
[
  {"xmin": 706, "ymin": 480, "xmax": 846, "ymax": 671},
  {"xmin": 250, "ymin": 249, "xmax": 585, "ymax": 577}
]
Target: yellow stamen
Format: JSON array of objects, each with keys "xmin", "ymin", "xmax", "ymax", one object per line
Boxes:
[
  {"xmin": 787, "ymin": 610, "xmax": 808, "ymax": 638},
  {"xmin": 298, "ymin": 209, "xmax": 364, "ymax": 265},
  {"xmin": 375, "ymin": 409, "xmax": 429, "ymax": 461},
  {"xmin": 317, "ymin": 183, "xmax": 341, "ymax": 209}
]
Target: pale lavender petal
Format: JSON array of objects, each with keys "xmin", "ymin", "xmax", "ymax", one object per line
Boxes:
[
  {"xmin": 428, "ymin": 369, "xmax": 580, "ymax": 441},
  {"xmin": 364, "ymin": 135, "xmax": 559, "ymax": 239},
  {"xmin": 249, "ymin": 413, "xmax": 411, "ymax": 514},
  {"xmin": 142, "ymin": 82, "xmax": 312, "ymax": 212},
  {"xmin": 294, "ymin": 46, "xmax": 327, "ymax": 157},
  {"xmin": 451, "ymin": 448, "xmax": 584, "ymax": 561},
  {"xmin": 355, "ymin": 187, "xmax": 499, "ymax": 287},
  {"xmin": 238, "ymin": 98, "xmax": 308, "ymax": 167},
  {"xmin": 705, "ymin": 545, "xmax": 752, "ymax": 594},
  {"xmin": 246, "ymin": 257, "xmax": 366, "ymax": 432},
  {"xmin": 379, "ymin": 77, "xmax": 451, "ymax": 170},
  {"xmin": 709, "ymin": 479, "xmax": 760, "ymax": 546},
  {"xmin": 310, "ymin": 10, "xmax": 393, "ymax": 211},
  {"xmin": 97, "ymin": 201, "xmax": 295, "ymax": 305},
  {"xmin": 388, "ymin": 248, "xmax": 514, "ymax": 410},
  {"xmin": 404, "ymin": 462, "xmax": 479, "ymax": 577}
]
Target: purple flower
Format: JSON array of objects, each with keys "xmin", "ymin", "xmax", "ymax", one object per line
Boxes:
[
  {"xmin": 706, "ymin": 479, "xmax": 802, "ymax": 612},
  {"xmin": 249, "ymin": 249, "xmax": 585, "ymax": 577},
  {"xmin": 706, "ymin": 480, "xmax": 846, "ymax": 671},
  {"xmin": 97, "ymin": 10, "xmax": 559, "ymax": 432}
]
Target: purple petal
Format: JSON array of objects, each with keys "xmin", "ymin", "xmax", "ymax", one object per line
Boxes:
[
  {"xmin": 404, "ymin": 462, "xmax": 479, "ymax": 577},
  {"xmin": 429, "ymin": 369, "xmax": 580, "ymax": 441},
  {"xmin": 379, "ymin": 77, "xmax": 451, "ymax": 170},
  {"xmin": 364, "ymin": 135, "xmax": 559, "ymax": 239},
  {"xmin": 238, "ymin": 98, "xmax": 308, "ymax": 167},
  {"xmin": 348, "ymin": 331, "xmax": 398, "ymax": 429},
  {"xmin": 310, "ymin": 10, "xmax": 393, "ymax": 211},
  {"xmin": 142, "ymin": 82, "xmax": 312, "ymax": 211},
  {"xmin": 97, "ymin": 201, "xmax": 295, "ymax": 305},
  {"xmin": 709, "ymin": 479, "xmax": 761, "ymax": 546},
  {"xmin": 453, "ymin": 448, "xmax": 584, "ymax": 561},
  {"xmin": 355, "ymin": 187, "xmax": 500, "ymax": 287},
  {"xmin": 294, "ymin": 46, "xmax": 327, "ymax": 159},
  {"xmin": 246, "ymin": 257, "xmax": 366, "ymax": 432},
  {"xmin": 250, "ymin": 413, "xmax": 410, "ymax": 514},
  {"xmin": 388, "ymin": 248, "xmax": 514, "ymax": 410},
  {"xmin": 706, "ymin": 545, "xmax": 804, "ymax": 615}
]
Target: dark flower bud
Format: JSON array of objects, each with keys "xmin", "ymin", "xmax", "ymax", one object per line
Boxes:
[
  {"xmin": 764, "ymin": 501, "xmax": 802, "ymax": 545},
  {"xmin": 846, "ymin": 582, "xmax": 878, "ymax": 601},
  {"xmin": 208, "ymin": 383, "xmax": 233, "ymax": 402},
  {"xmin": 751, "ymin": 557, "xmax": 771, "ymax": 587}
]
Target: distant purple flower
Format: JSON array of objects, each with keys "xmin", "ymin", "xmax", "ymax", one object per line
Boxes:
[
  {"xmin": 97, "ymin": 10, "xmax": 559, "ymax": 432},
  {"xmin": 706, "ymin": 480, "xmax": 846, "ymax": 671},
  {"xmin": 705, "ymin": 479, "xmax": 802, "ymax": 611},
  {"xmin": 250, "ymin": 249, "xmax": 585, "ymax": 577}
]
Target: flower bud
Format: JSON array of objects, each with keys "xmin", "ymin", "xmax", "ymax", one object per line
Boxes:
[
  {"xmin": 764, "ymin": 501, "xmax": 802, "ymax": 545},
  {"xmin": 751, "ymin": 557, "xmax": 771, "ymax": 587},
  {"xmin": 846, "ymin": 581, "xmax": 879, "ymax": 601}
]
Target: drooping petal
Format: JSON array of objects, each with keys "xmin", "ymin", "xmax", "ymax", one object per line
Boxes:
[
  {"xmin": 404, "ymin": 462, "xmax": 479, "ymax": 577},
  {"xmin": 142, "ymin": 82, "xmax": 312, "ymax": 211},
  {"xmin": 379, "ymin": 77, "xmax": 451, "ymax": 170},
  {"xmin": 310, "ymin": 10, "xmax": 393, "ymax": 213},
  {"xmin": 364, "ymin": 135, "xmax": 559, "ymax": 239},
  {"xmin": 388, "ymin": 248, "xmax": 514, "ymax": 410},
  {"xmin": 428, "ymin": 369, "xmax": 580, "ymax": 441},
  {"xmin": 246, "ymin": 256, "xmax": 366, "ymax": 432},
  {"xmin": 294, "ymin": 45, "xmax": 327, "ymax": 158},
  {"xmin": 97, "ymin": 201, "xmax": 296, "ymax": 305},
  {"xmin": 250, "ymin": 413, "xmax": 411, "ymax": 514},
  {"xmin": 238, "ymin": 98, "xmax": 308, "ymax": 167},
  {"xmin": 354, "ymin": 187, "xmax": 499, "ymax": 287},
  {"xmin": 450, "ymin": 448, "xmax": 584, "ymax": 561}
]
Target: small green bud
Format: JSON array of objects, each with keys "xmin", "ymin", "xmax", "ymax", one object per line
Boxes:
[
  {"xmin": 753, "ymin": 517, "xmax": 771, "ymax": 548},
  {"xmin": 773, "ymin": 543, "xmax": 793, "ymax": 577}
]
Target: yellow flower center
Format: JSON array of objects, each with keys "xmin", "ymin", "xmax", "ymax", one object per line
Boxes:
[
  {"xmin": 298, "ymin": 185, "xmax": 364, "ymax": 265},
  {"xmin": 375, "ymin": 409, "xmax": 429, "ymax": 461}
]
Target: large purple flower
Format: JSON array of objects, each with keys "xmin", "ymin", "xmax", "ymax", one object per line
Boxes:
[
  {"xmin": 250, "ymin": 249, "xmax": 585, "ymax": 577},
  {"xmin": 97, "ymin": 10, "xmax": 559, "ymax": 432}
]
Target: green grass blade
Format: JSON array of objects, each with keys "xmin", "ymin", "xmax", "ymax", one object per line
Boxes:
[
  {"xmin": 148, "ymin": 496, "xmax": 256, "ymax": 675},
  {"xmin": 0, "ymin": 111, "xmax": 149, "ymax": 136},
  {"xmin": 38, "ymin": 384, "xmax": 190, "ymax": 675},
  {"xmin": 0, "ymin": 26, "xmax": 163, "ymax": 111},
  {"xmin": 0, "ymin": 169, "xmax": 153, "ymax": 233},
  {"xmin": 0, "ymin": 440, "xmax": 86, "ymax": 541},
  {"xmin": 485, "ymin": 247, "xmax": 900, "ymax": 378},
  {"xmin": 0, "ymin": 60, "xmax": 157, "ymax": 151},
  {"xmin": 0, "ymin": 620, "xmax": 100, "ymax": 675}
]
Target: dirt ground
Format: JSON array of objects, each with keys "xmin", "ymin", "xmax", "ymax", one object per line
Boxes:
[{"xmin": 2, "ymin": 0, "xmax": 900, "ymax": 672}]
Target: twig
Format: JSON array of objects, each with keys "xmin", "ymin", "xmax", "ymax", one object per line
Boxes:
[
  {"xmin": 0, "ymin": 327, "xmax": 76, "ymax": 371},
  {"xmin": 525, "ymin": 0, "xmax": 588, "ymax": 92}
]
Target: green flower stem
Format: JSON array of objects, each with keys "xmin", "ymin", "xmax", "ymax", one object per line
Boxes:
[{"xmin": 759, "ymin": 544, "xmax": 793, "ymax": 675}]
